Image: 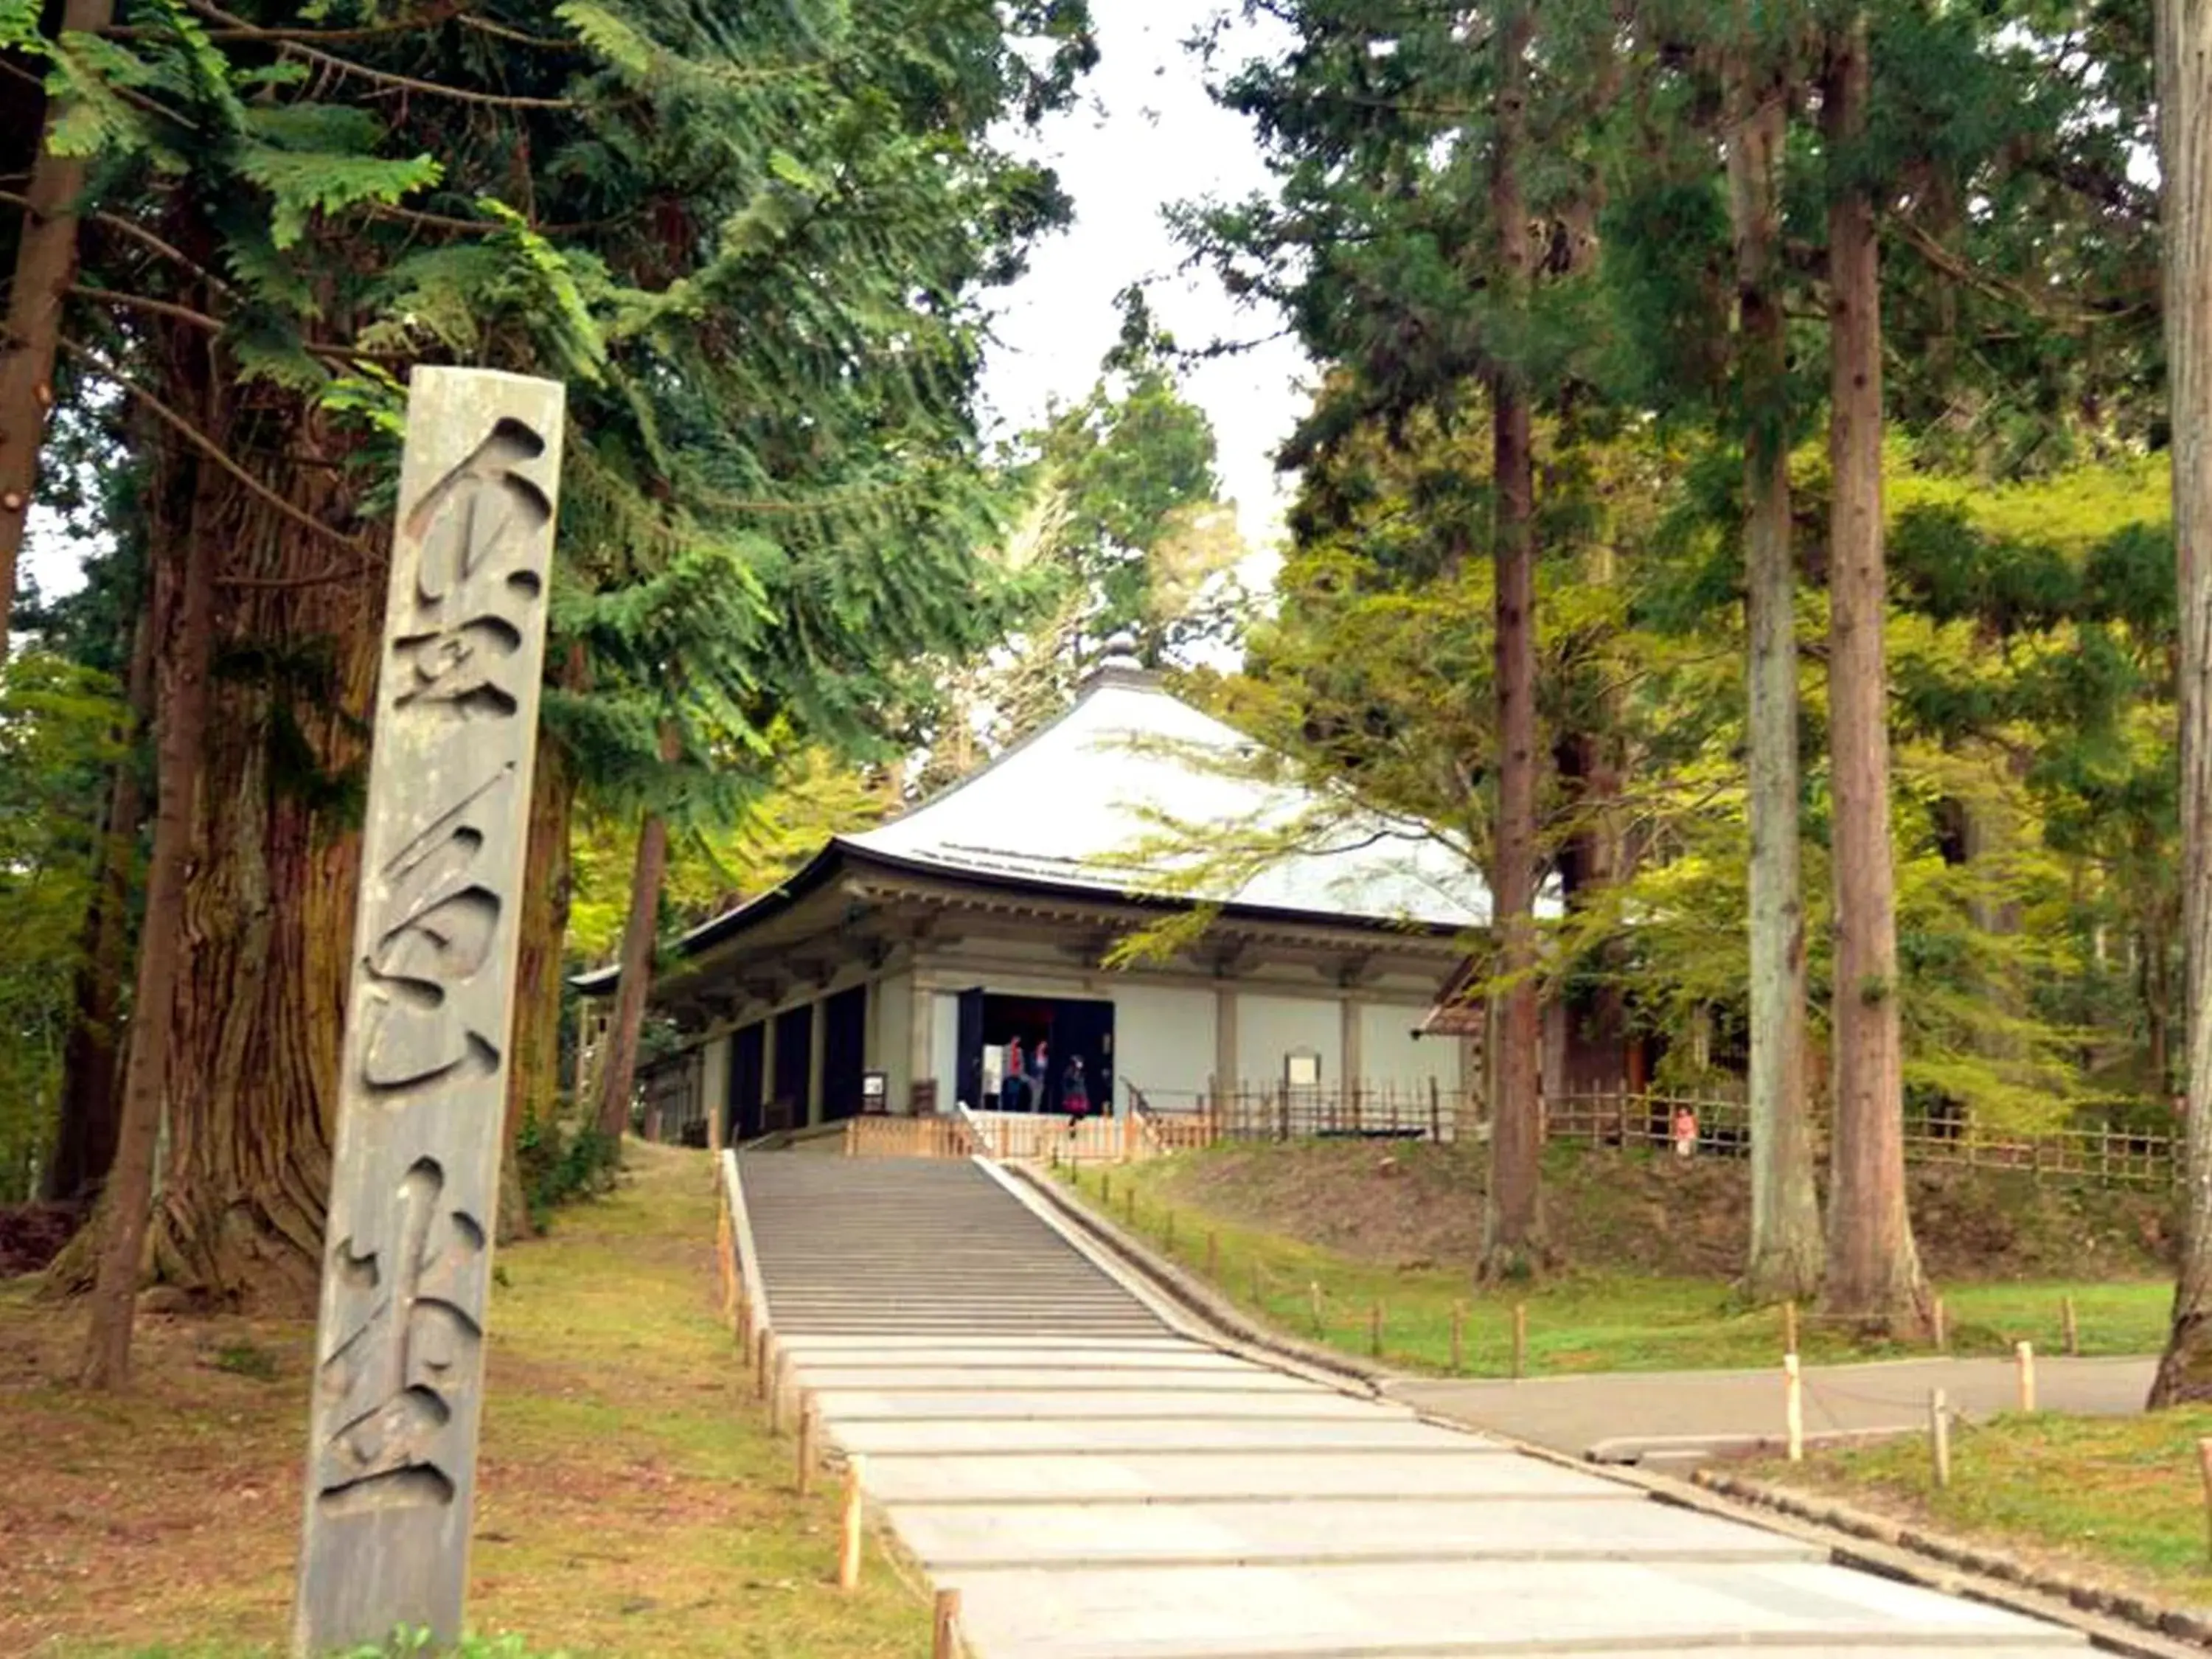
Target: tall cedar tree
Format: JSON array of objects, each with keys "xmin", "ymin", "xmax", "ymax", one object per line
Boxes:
[
  {"xmin": 2154, "ymin": 0, "xmax": 2212, "ymax": 1406},
  {"xmin": 1727, "ymin": 11, "xmax": 1824, "ymax": 1301},
  {"xmin": 6, "ymin": 0, "xmax": 1092, "ymax": 1383},
  {"xmin": 1820, "ymin": 12, "xmax": 1928, "ymax": 1335}
]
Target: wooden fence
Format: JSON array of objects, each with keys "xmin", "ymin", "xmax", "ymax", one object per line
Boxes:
[
  {"xmin": 1546, "ymin": 1090, "xmax": 2180, "ymax": 1190},
  {"xmin": 840, "ymin": 1114, "xmax": 984, "ymax": 1161},
  {"xmin": 1208, "ymin": 1083, "xmax": 1468, "ymax": 1144}
]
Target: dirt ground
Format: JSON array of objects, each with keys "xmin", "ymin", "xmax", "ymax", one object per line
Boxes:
[
  {"xmin": 1157, "ymin": 1139, "xmax": 2177, "ymax": 1282},
  {"xmin": 0, "ymin": 1144, "xmax": 930, "ymax": 1658}
]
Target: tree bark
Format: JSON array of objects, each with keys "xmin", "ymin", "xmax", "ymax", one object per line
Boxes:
[
  {"xmin": 0, "ymin": 0, "xmax": 115, "ymax": 655},
  {"xmin": 78, "ymin": 449, "xmax": 215, "ymax": 1389},
  {"xmin": 1818, "ymin": 17, "xmax": 1927, "ymax": 1338},
  {"xmin": 595, "ymin": 810, "xmax": 670, "ymax": 1140},
  {"xmin": 144, "ymin": 393, "xmax": 366, "ymax": 1310},
  {"xmin": 2151, "ymin": 0, "xmax": 2212, "ymax": 1407},
  {"xmin": 43, "ymin": 594, "xmax": 153, "ymax": 1205},
  {"xmin": 1728, "ymin": 41, "xmax": 1824, "ymax": 1303},
  {"xmin": 1481, "ymin": 0, "xmax": 1545, "ymax": 1276},
  {"xmin": 501, "ymin": 728, "xmax": 577, "ymax": 1236}
]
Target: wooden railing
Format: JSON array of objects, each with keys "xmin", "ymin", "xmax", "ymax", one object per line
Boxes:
[
  {"xmin": 1546, "ymin": 1090, "xmax": 2182, "ymax": 1190},
  {"xmin": 1209, "ymin": 1083, "xmax": 1466, "ymax": 1144},
  {"xmin": 839, "ymin": 1113, "xmax": 983, "ymax": 1160}
]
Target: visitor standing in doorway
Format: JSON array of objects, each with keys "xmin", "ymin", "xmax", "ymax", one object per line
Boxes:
[
  {"xmin": 1062, "ymin": 1054, "xmax": 1091, "ymax": 1130},
  {"xmin": 1031, "ymin": 1039, "xmax": 1050, "ymax": 1116},
  {"xmin": 1004, "ymin": 1037, "xmax": 1026, "ymax": 1111}
]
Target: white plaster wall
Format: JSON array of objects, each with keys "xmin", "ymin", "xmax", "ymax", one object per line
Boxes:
[
  {"xmin": 700, "ymin": 1034, "xmax": 731, "ymax": 1145},
  {"xmin": 1111, "ymin": 981, "xmax": 1217, "ymax": 1113},
  {"xmin": 1360, "ymin": 1001, "xmax": 1458, "ymax": 1093},
  {"xmin": 875, "ymin": 971, "xmax": 914, "ymax": 1115},
  {"xmin": 1237, "ymin": 993, "xmax": 1340, "ymax": 1092},
  {"xmin": 931, "ymin": 990, "xmax": 962, "ymax": 1110}
]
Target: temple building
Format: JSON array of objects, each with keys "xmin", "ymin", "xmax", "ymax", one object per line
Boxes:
[{"xmin": 575, "ymin": 648, "xmax": 1492, "ymax": 1144}]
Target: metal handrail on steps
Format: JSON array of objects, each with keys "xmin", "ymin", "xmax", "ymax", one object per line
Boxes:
[{"xmin": 953, "ymin": 1099, "xmax": 1000, "ymax": 1160}]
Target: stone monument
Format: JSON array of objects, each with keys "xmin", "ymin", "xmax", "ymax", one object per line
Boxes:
[{"xmin": 293, "ymin": 368, "xmax": 566, "ymax": 1657}]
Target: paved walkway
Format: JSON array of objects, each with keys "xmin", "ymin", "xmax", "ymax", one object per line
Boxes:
[
  {"xmin": 739, "ymin": 1153, "xmax": 2087, "ymax": 1657},
  {"xmin": 1396, "ymin": 1354, "xmax": 2156, "ymax": 1466}
]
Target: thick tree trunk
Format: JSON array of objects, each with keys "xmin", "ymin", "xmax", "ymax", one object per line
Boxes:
[
  {"xmin": 43, "ymin": 597, "xmax": 153, "ymax": 1205},
  {"xmin": 1818, "ymin": 18, "xmax": 1927, "ymax": 1337},
  {"xmin": 145, "ymin": 403, "xmax": 368, "ymax": 1310},
  {"xmin": 1481, "ymin": 0, "xmax": 1545, "ymax": 1276},
  {"xmin": 595, "ymin": 810, "xmax": 670, "ymax": 1139},
  {"xmin": 0, "ymin": 0, "xmax": 115, "ymax": 653},
  {"xmin": 1728, "ymin": 46, "xmax": 1824, "ymax": 1303},
  {"xmin": 79, "ymin": 451, "xmax": 215, "ymax": 1389},
  {"xmin": 501, "ymin": 731, "xmax": 577, "ymax": 1236},
  {"xmin": 2151, "ymin": 0, "xmax": 2212, "ymax": 1407}
]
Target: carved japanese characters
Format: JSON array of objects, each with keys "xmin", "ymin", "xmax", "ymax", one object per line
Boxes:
[{"xmin": 295, "ymin": 371, "xmax": 566, "ymax": 1659}]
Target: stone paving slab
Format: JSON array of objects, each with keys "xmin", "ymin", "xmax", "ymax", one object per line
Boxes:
[
  {"xmin": 855, "ymin": 1448, "xmax": 1610, "ymax": 1504},
  {"xmin": 891, "ymin": 1495, "xmax": 1824, "ymax": 1568},
  {"xmin": 738, "ymin": 1153, "xmax": 2089, "ymax": 1657},
  {"xmin": 771, "ymin": 1335, "xmax": 1205, "ymax": 1354},
  {"xmin": 833, "ymin": 1416, "xmax": 1486, "ymax": 1456},
  {"xmin": 793, "ymin": 1366, "xmax": 1318, "ymax": 1391},
  {"xmin": 811, "ymin": 1387, "xmax": 1402, "ymax": 1422},
  {"xmin": 945, "ymin": 1559, "xmax": 2082, "ymax": 1657},
  {"xmin": 1396, "ymin": 1355, "xmax": 2157, "ymax": 1463}
]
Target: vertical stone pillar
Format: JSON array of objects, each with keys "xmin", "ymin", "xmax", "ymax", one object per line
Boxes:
[{"xmin": 293, "ymin": 369, "xmax": 566, "ymax": 1658}]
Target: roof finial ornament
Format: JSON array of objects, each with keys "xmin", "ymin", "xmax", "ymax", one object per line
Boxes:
[{"xmin": 1078, "ymin": 626, "xmax": 1156, "ymax": 695}]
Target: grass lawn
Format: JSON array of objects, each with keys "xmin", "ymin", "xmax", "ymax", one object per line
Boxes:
[
  {"xmin": 1760, "ymin": 1408, "xmax": 2212, "ymax": 1609},
  {"xmin": 0, "ymin": 1144, "xmax": 928, "ymax": 1659},
  {"xmin": 1057, "ymin": 1153, "xmax": 2172, "ymax": 1376}
]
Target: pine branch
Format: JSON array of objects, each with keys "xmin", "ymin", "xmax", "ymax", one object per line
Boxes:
[
  {"xmin": 55, "ymin": 337, "xmax": 366, "ymax": 557},
  {"xmin": 0, "ymin": 189, "xmax": 238, "ymax": 299},
  {"xmin": 109, "ymin": 0, "xmax": 470, "ymax": 44},
  {"xmin": 183, "ymin": 0, "xmax": 580, "ymax": 110},
  {"xmin": 460, "ymin": 15, "xmax": 581, "ymax": 51}
]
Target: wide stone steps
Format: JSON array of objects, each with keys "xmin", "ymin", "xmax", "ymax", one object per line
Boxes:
[
  {"xmin": 734, "ymin": 1150, "xmax": 2086, "ymax": 1658},
  {"xmin": 742, "ymin": 1154, "xmax": 1172, "ymax": 1339}
]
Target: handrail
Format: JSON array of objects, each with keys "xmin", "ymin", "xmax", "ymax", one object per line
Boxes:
[
  {"xmin": 954, "ymin": 1099, "xmax": 999, "ymax": 1160},
  {"xmin": 720, "ymin": 1147, "xmax": 769, "ymax": 1332}
]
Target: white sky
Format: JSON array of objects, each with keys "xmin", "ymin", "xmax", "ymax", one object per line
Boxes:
[
  {"xmin": 979, "ymin": 2, "xmax": 1308, "ymax": 564},
  {"xmin": 19, "ymin": 6, "xmax": 1307, "ymax": 608}
]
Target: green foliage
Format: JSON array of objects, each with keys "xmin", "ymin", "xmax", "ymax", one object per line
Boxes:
[
  {"xmin": 512, "ymin": 1108, "xmax": 619, "ymax": 1231},
  {"xmin": 0, "ymin": 654, "xmax": 126, "ymax": 1203}
]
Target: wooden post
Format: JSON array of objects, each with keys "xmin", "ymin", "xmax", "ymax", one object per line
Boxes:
[
  {"xmin": 1123, "ymin": 1186, "xmax": 1135, "ymax": 1226},
  {"xmin": 1309, "ymin": 1281, "xmax": 1324, "ymax": 1337},
  {"xmin": 1450, "ymin": 1301, "xmax": 1466, "ymax": 1374},
  {"xmin": 1100, "ymin": 1170, "xmax": 1111, "ymax": 1208},
  {"xmin": 2016, "ymin": 1340, "xmax": 2037, "ymax": 1413},
  {"xmin": 2197, "ymin": 1439, "xmax": 2212, "ymax": 1565},
  {"xmin": 1784, "ymin": 1352, "xmax": 1804, "ymax": 1462},
  {"xmin": 796, "ymin": 1397, "xmax": 818, "ymax": 1495},
  {"xmin": 1512, "ymin": 1302, "xmax": 1528, "ymax": 1380},
  {"xmin": 737, "ymin": 1291, "xmax": 753, "ymax": 1353},
  {"xmin": 837, "ymin": 1455, "xmax": 866, "ymax": 1590},
  {"xmin": 933, "ymin": 1588, "xmax": 961, "ymax": 1659},
  {"xmin": 1931, "ymin": 1295, "xmax": 1948, "ymax": 1353},
  {"xmin": 769, "ymin": 1352, "xmax": 788, "ymax": 1434},
  {"xmin": 1929, "ymin": 1388, "xmax": 1951, "ymax": 1489},
  {"xmin": 1368, "ymin": 1301, "xmax": 1383, "ymax": 1357},
  {"xmin": 2062, "ymin": 1295, "xmax": 2079, "ymax": 1357},
  {"xmin": 1206, "ymin": 1231, "xmax": 1219, "ymax": 1279},
  {"xmin": 1430, "ymin": 1077, "xmax": 1442, "ymax": 1141},
  {"xmin": 293, "ymin": 369, "xmax": 568, "ymax": 1658},
  {"xmin": 1783, "ymin": 1299, "xmax": 1798, "ymax": 1357},
  {"xmin": 755, "ymin": 1327, "xmax": 773, "ymax": 1394}
]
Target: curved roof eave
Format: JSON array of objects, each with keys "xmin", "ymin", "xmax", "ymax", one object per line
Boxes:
[{"xmin": 569, "ymin": 835, "xmax": 1485, "ymax": 998}]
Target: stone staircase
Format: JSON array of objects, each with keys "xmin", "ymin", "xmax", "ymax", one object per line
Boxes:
[{"xmin": 740, "ymin": 1153, "xmax": 1169, "ymax": 1339}]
